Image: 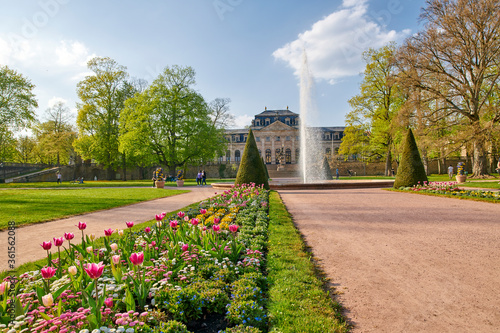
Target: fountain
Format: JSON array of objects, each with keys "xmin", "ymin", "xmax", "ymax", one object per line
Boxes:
[{"xmin": 299, "ymin": 50, "xmax": 325, "ymax": 183}]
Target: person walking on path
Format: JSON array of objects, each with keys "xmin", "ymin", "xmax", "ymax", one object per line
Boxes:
[
  {"xmin": 56, "ymin": 171, "xmax": 62, "ymax": 184},
  {"xmin": 448, "ymin": 165, "xmax": 454, "ymax": 179},
  {"xmin": 336, "ymin": 168, "xmax": 339, "ymax": 180},
  {"xmin": 196, "ymin": 170, "xmax": 202, "ymax": 186},
  {"xmin": 496, "ymin": 158, "xmax": 500, "ymax": 184},
  {"xmin": 202, "ymin": 170, "xmax": 207, "ymax": 186}
]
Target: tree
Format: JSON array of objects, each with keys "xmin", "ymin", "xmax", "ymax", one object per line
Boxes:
[
  {"xmin": 397, "ymin": 0, "xmax": 500, "ymax": 176},
  {"xmin": 74, "ymin": 57, "xmax": 130, "ymax": 179},
  {"xmin": 15, "ymin": 135, "xmax": 37, "ymax": 163},
  {"xmin": 34, "ymin": 102, "xmax": 76, "ymax": 165},
  {"xmin": 341, "ymin": 44, "xmax": 406, "ymax": 175},
  {"xmin": 0, "ymin": 124, "xmax": 16, "ymax": 162},
  {"xmin": 120, "ymin": 65, "xmax": 226, "ymax": 175},
  {"xmin": 235, "ymin": 129, "xmax": 269, "ymax": 189},
  {"xmin": 394, "ymin": 128, "xmax": 428, "ymax": 188},
  {"xmin": 0, "ymin": 65, "xmax": 38, "ymax": 130},
  {"xmin": 209, "ymin": 98, "xmax": 235, "ymax": 129}
]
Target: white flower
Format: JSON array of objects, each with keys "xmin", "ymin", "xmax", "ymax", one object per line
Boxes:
[
  {"xmin": 91, "ymin": 329, "xmax": 101, "ymax": 333},
  {"xmin": 126, "ymin": 329, "xmax": 134, "ymax": 333},
  {"xmin": 80, "ymin": 330, "xmax": 90, "ymax": 333}
]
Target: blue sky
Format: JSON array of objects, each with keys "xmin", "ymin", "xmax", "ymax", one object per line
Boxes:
[{"xmin": 0, "ymin": 0, "xmax": 426, "ymax": 129}]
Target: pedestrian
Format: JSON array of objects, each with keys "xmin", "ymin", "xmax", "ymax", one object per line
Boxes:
[
  {"xmin": 448, "ymin": 165, "xmax": 454, "ymax": 179},
  {"xmin": 496, "ymin": 158, "xmax": 500, "ymax": 184},
  {"xmin": 335, "ymin": 168, "xmax": 339, "ymax": 180},
  {"xmin": 56, "ymin": 171, "xmax": 62, "ymax": 184},
  {"xmin": 391, "ymin": 168, "xmax": 395, "ymax": 177},
  {"xmin": 202, "ymin": 170, "xmax": 207, "ymax": 186},
  {"xmin": 152, "ymin": 168, "xmax": 158, "ymax": 188},
  {"xmin": 196, "ymin": 170, "xmax": 202, "ymax": 186}
]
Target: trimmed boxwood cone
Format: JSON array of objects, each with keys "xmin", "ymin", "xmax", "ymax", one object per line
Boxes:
[
  {"xmin": 235, "ymin": 129, "xmax": 270, "ymax": 189},
  {"xmin": 322, "ymin": 156, "xmax": 332, "ymax": 180},
  {"xmin": 394, "ymin": 128, "xmax": 428, "ymax": 188},
  {"xmin": 261, "ymin": 156, "xmax": 270, "ymax": 180}
]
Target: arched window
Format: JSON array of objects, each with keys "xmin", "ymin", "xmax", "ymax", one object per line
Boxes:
[
  {"xmin": 226, "ymin": 150, "xmax": 231, "ymax": 162},
  {"xmin": 275, "ymin": 148, "xmax": 281, "ymax": 164},
  {"xmin": 218, "ymin": 154, "xmax": 224, "ymax": 163},
  {"xmin": 235, "ymin": 150, "xmax": 241, "ymax": 162},
  {"xmin": 265, "ymin": 149, "xmax": 271, "ymax": 164},
  {"xmin": 285, "ymin": 148, "xmax": 292, "ymax": 164}
]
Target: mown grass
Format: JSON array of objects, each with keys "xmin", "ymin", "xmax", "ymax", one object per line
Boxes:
[
  {"xmin": 0, "ymin": 188, "xmax": 188, "ymax": 229},
  {"xmin": 0, "ymin": 179, "xmax": 234, "ymax": 188},
  {"xmin": 389, "ymin": 188, "xmax": 500, "ymax": 204},
  {"xmin": 267, "ymin": 191, "xmax": 348, "ymax": 333}
]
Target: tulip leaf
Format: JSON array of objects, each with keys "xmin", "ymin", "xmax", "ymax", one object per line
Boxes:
[
  {"xmin": 125, "ymin": 287, "xmax": 135, "ymax": 312},
  {"xmin": 52, "ymin": 282, "xmax": 71, "ymax": 300},
  {"xmin": 39, "ymin": 311, "xmax": 52, "ymax": 321}
]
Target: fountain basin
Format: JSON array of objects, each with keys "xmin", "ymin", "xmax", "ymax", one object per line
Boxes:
[{"xmin": 211, "ymin": 178, "xmax": 394, "ymax": 190}]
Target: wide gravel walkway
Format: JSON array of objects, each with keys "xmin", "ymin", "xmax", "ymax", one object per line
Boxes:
[
  {"xmin": 278, "ymin": 188, "xmax": 500, "ymax": 333},
  {"xmin": 0, "ymin": 186, "xmax": 217, "ymax": 272}
]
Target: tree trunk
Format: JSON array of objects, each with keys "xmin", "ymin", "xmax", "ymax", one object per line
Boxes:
[
  {"xmin": 385, "ymin": 148, "xmax": 392, "ymax": 176},
  {"xmin": 472, "ymin": 139, "xmax": 487, "ymax": 177},
  {"xmin": 122, "ymin": 152, "xmax": 127, "ymax": 181}
]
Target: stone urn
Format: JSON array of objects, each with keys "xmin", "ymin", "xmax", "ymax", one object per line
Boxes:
[
  {"xmin": 176, "ymin": 180, "xmax": 184, "ymax": 187},
  {"xmin": 456, "ymin": 175, "xmax": 466, "ymax": 183},
  {"xmin": 155, "ymin": 180, "xmax": 165, "ymax": 188}
]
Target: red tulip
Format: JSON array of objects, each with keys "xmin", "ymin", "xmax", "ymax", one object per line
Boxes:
[
  {"xmin": 177, "ymin": 211, "xmax": 185, "ymax": 218},
  {"xmin": 84, "ymin": 262, "xmax": 105, "ymax": 279},
  {"xmin": 155, "ymin": 214, "xmax": 163, "ymax": 221},
  {"xmin": 40, "ymin": 241, "xmax": 52, "ymax": 250},
  {"xmin": 104, "ymin": 228, "xmax": 114, "ymax": 237},
  {"xmin": 104, "ymin": 297, "xmax": 113, "ymax": 308},
  {"xmin": 41, "ymin": 266, "xmax": 57, "ymax": 279},
  {"xmin": 129, "ymin": 252, "xmax": 144, "ymax": 266},
  {"xmin": 53, "ymin": 237, "xmax": 64, "ymax": 247},
  {"xmin": 213, "ymin": 217, "xmax": 220, "ymax": 224},
  {"xmin": 200, "ymin": 209, "xmax": 207, "ymax": 214},
  {"xmin": 181, "ymin": 244, "xmax": 189, "ymax": 252},
  {"xmin": 190, "ymin": 218, "xmax": 199, "ymax": 226},
  {"xmin": 144, "ymin": 226, "xmax": 151, "ymax": 233},
  {"xmin": 212, "ymin": 225, "xmax": 220, "ymax": 232},
  {"xmin": 126, "ymin": 221, "xmax": 134, "ymax": 228},
  {"xmin": 76, "ymin": 222, "xmax": 87, "ymax": 230},
  {"xmin": 64, "ymin": 232, "xmax": 75, "ymax": 241},
  {"xmin": 229, "ymin": 225, "xmax": 239, "ymax": 233},
  {"xmin": 169, "ymin": 220, "xmax": 178, "ymax": 228}
]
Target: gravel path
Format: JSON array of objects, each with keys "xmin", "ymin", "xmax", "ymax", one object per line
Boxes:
[
  {"xmin": 0, "ymin": 186, "xmax": 217, "ymax": 272},
  {"xmin": 278, "ymin": 188, "xmax": 500, "ymax": 333}
]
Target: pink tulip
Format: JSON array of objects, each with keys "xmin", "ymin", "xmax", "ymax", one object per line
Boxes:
[
  {"xmin": 190, "ymin": 218, "xmax": 199, "ymax": 226},
  {"xmin": 151, "ymin": 241, "xmax": 156, "ymax": 247},
  {"xmin": 64, "ymin": 232, "xmax": 75, "ymax": 241},
  {"xmin": 0, "ymin": 282, "xmax": 10, "ymax": 295},
  {"xmin": 212, "ymin": 225, "xmax": 220, "ymax": 232},
  {"xmin": 104, "ymin": 297, "xmax": 113, "ymax": 308},
  {"xmin": 76, "ymin": 222, "xmax": 87, "ymax": 230},
  {"xmin": 42, "ymin": 293, "xmax": 54, "ymax": 307},
  {"xmin": 181, "ymin": 244, "xmax": 189, "ymax": 252},
  {"xmin": 68, "ymin": 266, "xmax": 77, "ymax": 276},
  {"xmin": 126, "ymin": 221, "xmax": 134, "ymax": 228},
  {"xmin": 40, "ymin": 241, "xmax": 52, "ymax": 250},
  {"xmin": 53, "ymin": 237, "xmax": 64, "ymax": 247},
  {"xmin": 112, "ymin": 255, "xmax": 121, "ymax": 265},
  {"xmin": 155, "ymin": 214, "xmax": 163, "ymax": 221},
  {"xmin": 104, "ymin": 228, "xmax": 114, "ymax": 237},
  {"xmin": 144, "ymin": 226, "xmax": 151, "ymax": 233},
  {"xmin": 110, "ymin": 243, "xmax": 118, "ymax": 252},
  {"xmin": 169, "ymin": 220, "xmax": 178, "ymax": 228},
  {"xmin": 229, "ymin": 225, "xmax": 239, "ymax": 233},
  {"xmin": 41, "ymin": 266, "xmax": 57, "ymax": 279},
  {"xmin": 200, "ymin": 208, "xmax": 207, "ymax": 214},
  {"xmin": 177, "ymin": 211, "xmax": 185, "ymax": 218},
  {"xmin": 213, "ymin": 217, "xmax": 220, "ymax": 224},
  {"xmin": 184, "ymin": 216, "xmax": 189, "ymax": 221},
  {"xmin": 161, "ymin": 212, "xmax": 166, "ymax": 219},
  {"xmin": 129, "ymin": 252, "xmax": 144, "ymax": 266},
  {"xmin": 84, "ymin": 262, "xmax": 105, "ymax": 279}
]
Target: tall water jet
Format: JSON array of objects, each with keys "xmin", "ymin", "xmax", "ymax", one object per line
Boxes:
[{"xmin": 300, "ymin": 50, "xmax": 325, "ymax": 183}]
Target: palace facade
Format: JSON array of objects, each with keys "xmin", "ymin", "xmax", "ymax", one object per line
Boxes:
[{"xmin": 222, "ymin": 108, "xmax": 345, "ymax": 165}]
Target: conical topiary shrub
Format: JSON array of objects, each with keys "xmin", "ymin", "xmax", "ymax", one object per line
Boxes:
[
  {"xmin": 394, "ymin": 128, "xmax": 428, "ymax": 188},
  {"xmin": 235, "ymin": 129, "xmax": 270, "ymax": 189},
  {"xmin": 322, "ymin": 156, "xmax": 332, "ymax": 180}
]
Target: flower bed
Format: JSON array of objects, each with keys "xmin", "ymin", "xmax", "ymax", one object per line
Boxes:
[
  {"xmin": 398, "ymin": 181, "xmax": 500, "ymax": 200},
  {"xmin": 0, "ymin": 184, "xmax": 270, "ymax": 333}
]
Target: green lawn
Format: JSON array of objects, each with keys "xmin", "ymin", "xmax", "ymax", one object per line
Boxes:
[
  {"xmin": 0, "ymin": 188, "xmax": 188, "ymax": 229},
  {"xmin": 0, "ymin": 179, "xmax": 234, "ymax": 188}
]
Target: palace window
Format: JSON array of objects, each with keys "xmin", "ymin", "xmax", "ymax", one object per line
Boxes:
[
  {"xmin": 265, "ymin": 149, "xmax": 271, "ymax": 164},
  {"xmin": 226, "ymin": 150, "xmax": 231, "ymax": 162},
  {"xmin": 266, "ymin": 137, "xmax": 270, "ymax": 142},
  {"xmin": 286, "ymin": 136, "xmax": 290, "ymax": 141},
  {"xmin": 275, "ymin": 148, "xmax": 281, "ymax": 164},
  {"xmin": 265, "ymin": 118, "xmax": 270, "ymax": 126},
  {"xmin": 285, "ymin": 148, "xmax": 291, "ymax": 164},
  {"xmin": 256, "ymin": 137, "xmax": 260, "ymax": 142},
  {"xmin": 235, "ymin": 150, "xmax": 241, "ymax": 162},
  {"xmin": 276, "ymin": 136, "xmax": 280, "ymax": 142}
]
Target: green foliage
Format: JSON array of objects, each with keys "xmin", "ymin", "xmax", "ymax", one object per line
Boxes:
[
  {"xmin": 0, "ymin": 65, "xmax": 37, "ymax": 130},
  {"xmin": 221, "ymin": 325, "xmax": 262, "ymax": 333},
  {"xmin": 261, "ymin": 157, "xmax": 269, "ymax": 180},
  {"xmin": 322, "ymin": 156, "xmax": 332, "ymax": 180},
  {"xmin": 394, "ymin": 129, "xmax": 428, "ymax": 188},
  {"xmin": 235, "ymin": 129, "xmax": 269, "ymax": 189},
  {"xmin": 74, "ymin": 57, "xmax": 132, "ymax": 174},
  {"xmin": 120, "ymin": 65, "xmax": 226, "ymax": 175},
  {"xmin": 156, "ymin": 285, "xmax": 203, "ymax": 322},
  {"xmin": 0, "ymin": 125, "xmax": 16, "ymax": 162},
  {"xmin": 152, "ymin": 320, "xmax": 191, "ymax": 333},
  {"xmin": 219, "ymin": 163, "xmax": 227, "ymax": 178},
  {"xmin": 267, "ymin": 192, "xmax": 348, "ymax": 333}
]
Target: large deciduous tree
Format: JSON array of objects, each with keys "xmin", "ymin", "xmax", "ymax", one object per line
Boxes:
[
  {"xmin": 340, "ymin": 43, "xmax": 406, "ymax": 175},
  {"xmin": 120, "ymin": 65, "xmax": 226, "ymax": 175},
  {"xmin": 398, "ymin": 0, "xmax": 500, "ymax": 176},
  {"xmin": 74, "ymin": 57, "xmax": 130, "ymax": 179}
]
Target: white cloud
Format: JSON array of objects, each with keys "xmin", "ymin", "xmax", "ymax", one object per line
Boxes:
[
  {"xmin": 47, "ymin": 96, "xmax": 68, "ymax": 107},
  {"xmin": 272, "ymin": 0, "xmax": 411, "ymax": 84},
  {"xmin": 233, "ymin": 114, "xmax": 253, "ymax": 129},
  {"xmin": 55, "ymin": 40, "xmax": 95, "ymax": 67}
]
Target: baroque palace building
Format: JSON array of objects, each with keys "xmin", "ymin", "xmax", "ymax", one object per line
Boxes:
[{"xmin": 222, "ymin": 107, "xmax": 345, "ymax": 166}]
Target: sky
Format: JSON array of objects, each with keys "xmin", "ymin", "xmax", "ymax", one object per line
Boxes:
[{"xmin": 0, "ymin": 0, "xmax": 426, "ymax": 130}]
